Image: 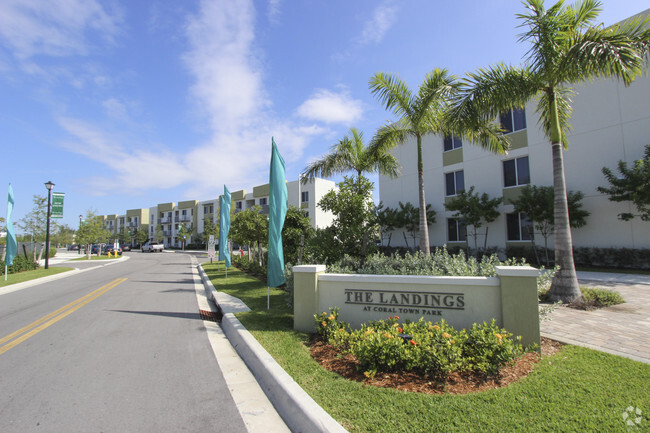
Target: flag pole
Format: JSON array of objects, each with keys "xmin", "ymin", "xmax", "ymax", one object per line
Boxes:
[{"xmin": 267, "ymin": 286, "xmax": 270, "ymax": 310}]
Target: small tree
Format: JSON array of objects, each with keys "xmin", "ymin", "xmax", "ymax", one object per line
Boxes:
[
  {"xmin": 77, "ymin": 211, "xmax": 111, "ymax": 257},
  {"xmin": 444, "ymin": 187, "xmax": 502, "ymax": 254},
  {"xmin": 375, "ymin": 202, "xmax": 399, "ymax": 248},
  {"xmin": 395, "ymin": 201, "xmax": 436, "ymax": 250},
  {"xmin": 51, "ymin": 224, "xmax": 75, "ymax": 247},
  {"xmin": 177, "ymin": 223, "xmax": 192, "ymax": 250},
  {"xmin": 282, "ymin": 206, "xmax": 313, "ymax": 265},
  {"xmin": 200, "ymin": 219, "xmax": 219, "ymax": 246},
  {"xmin": 134, "ymin": 228, "xmax": 148, "ymax": 247},
  {"xmin": 598, "ymin": 145, "xmax": 650, "ymax": 222},
  {"xmin": 318, "ymin": 176, "xmax": 377, "ymax": 266},
  {"xmin": 117, "ymin": 228, "xmax": 130, "ymax": 246},
  {"xmin": 230, "ymin": 206, "xmax": 268, "ymax": 265},
  {"xmin": 510, "ymin": 185, "xmax": 590, "ymax": 265},
  {"xmin": 155, "ymin": 224, "xmax": 165, "ymax": 243}
]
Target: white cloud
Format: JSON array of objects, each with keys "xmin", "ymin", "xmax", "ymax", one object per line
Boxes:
[
  {"xmin": 0, "ymin": 0, "xmax": 122, "ymax": 59},
  {"xmin": 296, "ymin": 88, "xmax": 364, "ymax": 124},
  {"xmin": 102, "ymin": 98, "xmax": 128, "ymax": 120},
  {"xmin": 359, "ymin": 1, "xmax": 399, "ymax": 45},
  {"xmin": 268, "ymin": 0, "xmax": 282, "ymax": 23},
  {"xmin": 57, "ymin": 117, "xmax": 191, "ymax": 195}
]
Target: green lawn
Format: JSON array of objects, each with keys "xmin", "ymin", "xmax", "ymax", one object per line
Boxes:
[
  {"xmin": 0, "ymin": 267, "xmax": 73, "ymax": 287},
  {"xmin": 203, "ymin": 262, "xmax": 650, "ymax": 433},
  {"xmin": 71, "ymin": 255, "xmax": 121, "ymax": 261}
]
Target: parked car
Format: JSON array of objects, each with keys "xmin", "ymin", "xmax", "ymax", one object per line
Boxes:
[
  {"xmin": 91, "ymin": 244, "xmax": 105, "ymax": 254},
  {"xmin": 120, "ymin": 244, "xmax": 132, "ymax": 252},
  {"xmin": 104, "ymin": 245, "xmax": 122, "ymax": 255},
  {"xmin": 141, "ymin": 242, "xmax": 164, "ymax": 253},
  {"xmin": 67, "ymin": 244, "xmax": 80, "ymax": 251}
]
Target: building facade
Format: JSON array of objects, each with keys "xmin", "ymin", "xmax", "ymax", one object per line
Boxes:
[
  {"xmin": 378, "ymin": 74, "xmax": 650, "ymax": 251},
  {"xmin": 102, "ymin": 177, "xmax": 337, "ymax": 249}
]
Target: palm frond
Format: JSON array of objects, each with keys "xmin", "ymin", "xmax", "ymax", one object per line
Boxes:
[
  {"xmin": 369, "ymin": 72, "xmax": 414, "ymax": 119},
  {"xmin": 536, "ymin": 85, "xmax": 574, "ymax": 147},
  {"xmin": 368, "ymin": 120, "xmax": 412, "ymax": 156}
]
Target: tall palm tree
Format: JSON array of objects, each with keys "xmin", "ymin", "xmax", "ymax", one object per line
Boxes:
[
  {"xmin": 301, "ymin": 127, "xmax": 400, "ymax": 184},
  {"xmin": 369, "ymin": 69, "xmax": 509, "ymax": 254},
  {"xmin": 451, "ymin": 0, "xmax": 650, "ymax": 301}
]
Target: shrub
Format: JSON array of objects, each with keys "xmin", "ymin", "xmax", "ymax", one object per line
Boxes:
[
  {"xmin": 314, "ymin": 310, "xmax": 524, "ymax": 379},
  {"xmin": 0, "ymin": 255, "xmax": 40, "ymax": 274},
  {"xmin": 580, "ymin": 287, "xmax": 625, "ymax": 308}
]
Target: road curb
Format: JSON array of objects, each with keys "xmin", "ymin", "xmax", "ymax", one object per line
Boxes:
[{"xmin": 197, "ymin": 264, "xmax": 348, "ymax": 433}]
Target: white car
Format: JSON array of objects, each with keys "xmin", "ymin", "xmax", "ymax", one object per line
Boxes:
[{"xmin": 141, "ymin": 242, "xmax": 164, "ymax": 253}]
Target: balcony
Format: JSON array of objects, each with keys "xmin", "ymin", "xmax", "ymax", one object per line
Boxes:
[
  {"xmin": 159, "ymin": 217, "xmax": 171, "ymax": 224},
  {"xmin": 179, "ymin": 215, "xmax": 192, "ymax": 222},
  {"xmin": 163, "ymin": 230, "xmax": 172, "ymax": 236},
  {"xmin": 128, "ymin": 222, "xmax": 138, "ymax": 228}
]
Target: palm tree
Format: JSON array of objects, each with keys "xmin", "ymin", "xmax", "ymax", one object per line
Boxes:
[
  {"xmin": 301, "ymin": 127, "xmax": 400, "ymax": 184},
  {"xmin": 451, "ymin": 0, "xmax": 650, "ymax": 302},
  {"xmin": 302, "ymin": 127, "xmax": 400, "ymax": 264},
  {"xmin": 369, "ymin": 69, "xmax": 509, "ymax": 255}
]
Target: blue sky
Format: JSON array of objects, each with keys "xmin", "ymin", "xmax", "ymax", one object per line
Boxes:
[{"xmin": 1, "ymin": 0, "xmax": 647, "ymax": 231}]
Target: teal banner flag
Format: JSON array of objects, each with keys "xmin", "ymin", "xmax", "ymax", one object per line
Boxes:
[
  {"xmin": 219, "ymin": 185, "xmax": 231, "ymax": 267},
  {"xmin": 6, "ymin": 184, "xmax": 17, "ymax": 266},
  {"xmin": 267, "ymin": 138, "xmax": 288, "ymax": 287}
]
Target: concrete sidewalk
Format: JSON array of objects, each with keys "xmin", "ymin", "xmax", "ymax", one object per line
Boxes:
[{"xmin": 540, "ymin": 272, "xmax": 650, "ymax": 364}]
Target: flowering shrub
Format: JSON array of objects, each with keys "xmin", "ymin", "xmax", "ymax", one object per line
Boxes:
[{"xmin": 315, "ymin": 311, "xmax": 524, "ymax": 379}]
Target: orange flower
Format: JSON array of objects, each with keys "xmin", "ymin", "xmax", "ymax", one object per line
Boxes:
[
  {"xmin": 394, "ymin": 316, "xmax": 400, "ymax": 320},
  {"xmin": 328, "ymin": 315, "xmax": 335, "ymax": 321},
  {"xmin": 442, "ymin": 332, "xmax": 451, "ymax": 338},
  {"xmin": 433, "ymin": 325, "xmax": 440, "ymax": 330},
  {"xmin": 398, "ymin": 327, "xmax": 403, "ymax": 333},
  {"xmin": 321, "ymin": 321, "xmax": 327, "ymax": 327},
  {"xmin": 495, "ymin": 333, "xmax": 503, "ymax": 340},
  {"xmin": 410, "ymin": 340, "xmax": 418, "ymax": 346}
]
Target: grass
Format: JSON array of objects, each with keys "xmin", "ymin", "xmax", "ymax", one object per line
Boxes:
[
  {"xmin": 202, "ymin": 262, "xmax": 650, "ymax": 433},
  {"xmin": 71, "ymin": 255, "xmax": 121, "ymax": 261},
  {"xmin": 0, "ymin": 267, "xmax": 73, "ymax": 287}
]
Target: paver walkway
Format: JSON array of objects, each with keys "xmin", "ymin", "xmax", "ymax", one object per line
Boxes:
[{"xmin": 540, "ymin": 272, "xmax": 650, "ymax": 364}]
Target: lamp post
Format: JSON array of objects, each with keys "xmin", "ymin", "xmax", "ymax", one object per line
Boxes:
[
  {"xmin": 44, "ymin": 181, "xmax": 55, "ymax": 269},
  {"xmin": 78, "ymin": 214, "xmax": 83, "ymax": 254}
]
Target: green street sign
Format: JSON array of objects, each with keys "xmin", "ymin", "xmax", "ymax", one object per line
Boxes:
[{"xmin": 51, "ymin": 192, "xmax": 65, "ymax": 218}]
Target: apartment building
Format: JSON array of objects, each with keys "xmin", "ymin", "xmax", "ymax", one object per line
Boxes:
[
  {"xmin": 103, "ymin": 177, "xmax": 339, "ymax": 248},
  {"xmin": 378, "ymin": 73, "xmax": 650, "ymax": 251}
]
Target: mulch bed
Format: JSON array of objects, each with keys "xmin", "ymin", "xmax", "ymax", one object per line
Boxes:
[{"xmin": 310, "ymin": 337, "xmax": 564, "ymax": 395}]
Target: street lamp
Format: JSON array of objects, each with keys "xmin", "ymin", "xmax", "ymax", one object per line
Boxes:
[
  {"xmin": 78, "ymin": 214, "xmax": 83, "ymax": 254},
  {"xmin": 44, "ymin": 181, "xmax": 55, "ymax": 269}
]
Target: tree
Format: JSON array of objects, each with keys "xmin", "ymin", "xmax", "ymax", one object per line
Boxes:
[
  {"xmin": 395, "ymin": 202, "xmax": 436, "ymax": 250},
  {"xmin": 510, "ymin": 185, "xmax": 590, "ymax": 265},
  {"xmin": 17, "ymin": 195, "xmax": 49, "ymax": 242},
  {"xmin": 178, "ymin": 223, "xmax": 192, "ymax": 250},
  {"xmin": 134, "ymin": 228, "xmax": 148, "ymax": 246},
  {"xmin": 77, "ymin": 211, "xmax": 111, "ymax": 257},
  {"xmin": 598, "ymin": 144, "xmax": 650, "ymax": 221},
  {"xmin": 155, "ymin": 225, "xmax": 165, "ymax": 243},
  {"xmin": 444, "ymin": 187, "xmax": 502, "ymax": 254},
  {"xmin": 318, "ymin": 176, "xmax": 377, "ymax": 265},
  {"xmin": 302, "ymin": 127, "xmax": 400, "ymax": 258},
  {"xmin": 201, "ymin": 219, "xmax": 219, "ymax": 246},
  {"xmin": 369, "ymin": 69, "xmax": 509, "ymax": 255},
  {"xmin": 451, "ymin": 0, "xmax": 650, "ymax": 302},
  {"xmin": 51, "ymin": 224, "xmax": 75, "ymax": 247},
  {"xmin": 375, "ymin": 202, "xmax": 400, "ymax": 247},
  {"xmin": 282, "ymin": 206, "xmax": 314, "ymax": 265},
  {"xmin": 117, "ymin": 227, "xmax": 130, "ymax": 246},
  {"xmin": 230, "ymin": 206, "xmax": 268, "ymax": 265}
]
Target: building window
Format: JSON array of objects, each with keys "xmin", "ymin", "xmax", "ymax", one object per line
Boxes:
[
  {"xmin": 503, "ymin": 156, "xmax": 530, "ymax": 187},
  {"xmin": 236, "ymin": 201, "xmax": 243, "ymax": 210},
  {"xmin": 447, "ymin": 218, "xmax": 467, "ymax": 242},
  {"xmin": 500, "ymin": 107, "xmax": 526, "ymax": 133},
  {"xmin": 259, "ymin": 197, "xmax": 267, "ymax": 206},
  {"xmin": 443, "ymin": 135, "xmax": 462, "ymax": 152},
  {"xmin": 301, "ymin": 191, "xmax": 309, "ymax": 202},
  {"xmin": 445, "ymin": 170, "xmax": 465, "ymax": 196},
  {"xmin": 203, "ymin": 205, "xmax": 213, "ymax": 214},
  {"xmin": 507, "ymin": 212, "xmax": 534, "ymax": 241}
]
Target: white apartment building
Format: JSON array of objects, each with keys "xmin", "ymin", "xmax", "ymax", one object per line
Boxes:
[{"xmin": 378, "ymin": 73, "xmax": 650, "ymax": 251}]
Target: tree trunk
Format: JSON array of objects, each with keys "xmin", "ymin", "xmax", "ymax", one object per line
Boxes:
[
  {"xmin": 416, "ymin": 134, "xmax": 430, "ymax": 255},
  {"xmin": 548, "ymin": 142, "xmax": 581, "ymax": 302}
]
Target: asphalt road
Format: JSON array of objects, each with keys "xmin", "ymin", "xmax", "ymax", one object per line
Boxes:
[{"xmin": 0, "ymin": 251, "xmax": 248, "ymax": 433}]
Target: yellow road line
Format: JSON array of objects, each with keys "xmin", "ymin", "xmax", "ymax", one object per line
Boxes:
[{"xmin": 0, "ymin": 278, "xmax": 127, "ymax": 355}]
